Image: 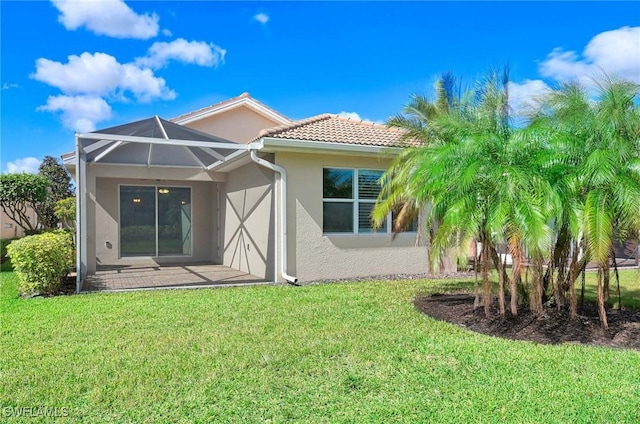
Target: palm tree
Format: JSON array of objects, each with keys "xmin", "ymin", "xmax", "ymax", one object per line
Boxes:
[
  {"xmin": 373, "ymin": 72, "xmax": 462, "ymax": 274},
  {"xmin": 376, "ymin": 69, "xmax": 555, "ymax": 317},
  {"xmin": 527, "ymin": 77, "xmax": 640, "ymax": 328}
]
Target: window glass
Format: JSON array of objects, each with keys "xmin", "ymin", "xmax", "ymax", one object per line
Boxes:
[
  {"xmin": 158, "ymin": 187, "xmax": 192, "ymax": 256},
  {"xmin": 323, "ymin": 168, "xmax": 353, "ymax": 199},
  {"xmin": 120, "ymin": 186, "xmax": 191, "ymax": 257},
  {"xmin": 392, "ymin": 209, "xmax": 419, "ymax": 232},
  {"xmin": 120, "ymin": 186, "xmax": 156, "ymax": 256},
  {"xmin": 323, "ymin": 202, "xmax": 353, "ymax": 233},
  {"xmin": 358, "ymin": 203, "xmax": 387, "ymax": 233},
  {"xmin": 357, "ymin": 170, "xmax": 383, "ymax": 199}
]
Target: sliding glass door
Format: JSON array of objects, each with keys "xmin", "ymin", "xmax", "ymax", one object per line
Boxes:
[{"xmin": 120, "ymin": 186, "xmax": 192, "ymax": 257}]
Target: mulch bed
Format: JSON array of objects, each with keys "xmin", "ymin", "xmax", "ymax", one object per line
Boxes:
[{"xmin": 415, "ymin": 292, "xmax": 640, "ymax": 350}]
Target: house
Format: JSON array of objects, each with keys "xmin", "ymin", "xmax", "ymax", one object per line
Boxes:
[
  {"xmin": 63, "ymin": 93, "xmax": 429, "ymax": 292},
  {"xmin": 1, "ymin": 207, "xmax": 38, "ymax": 239}
]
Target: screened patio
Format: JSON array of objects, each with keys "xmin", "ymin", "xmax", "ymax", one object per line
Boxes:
[{"xmin": 65, "ymin": 116, "xmax": 257, "ymax": 293}]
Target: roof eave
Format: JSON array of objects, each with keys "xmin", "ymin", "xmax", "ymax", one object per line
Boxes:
[{"xmin": 258, "ymin": 137, "xmax": 404, "ymax": 156}]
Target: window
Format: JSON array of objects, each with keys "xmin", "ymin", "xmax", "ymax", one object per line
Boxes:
[
  {"xmin": 119, "ymin": 186, "xmax": 192, "ymax": 257},
  {"xmin": 4, "ymin": 223, "xmax": 12, "ymax": 229},
  {"xmin": 323, "ymin": 168, "xmax": 390, "ymax": 234}
]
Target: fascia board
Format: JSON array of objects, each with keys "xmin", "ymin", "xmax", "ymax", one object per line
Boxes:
[
  {"xmin": 258, "ymin": 137, "xmax": 403, "ymax": 156},
  {"xmin": 173, "ymin": 98, "xmax": 290, "ymax": 126}
]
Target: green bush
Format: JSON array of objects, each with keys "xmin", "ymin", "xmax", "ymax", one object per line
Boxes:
[
  {"xmin": 6, "ymin": 231, "xmax": 74, "ymax": 295},
  {"xmin": 1, "ymin": 237, "xmax": 20, "ymax": 265}
]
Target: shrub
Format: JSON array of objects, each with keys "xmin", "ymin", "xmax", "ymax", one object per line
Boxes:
[
  {"xmin": 1, "ymin": 237, "xmax": 20, "ymax": 271},
  {"xmin": 1, "ymin": 237, "xmax": 20, "ymax": 264},
  {"xmin": 7, "ymin": 231, "xmax": 74, "ymax": 295}
]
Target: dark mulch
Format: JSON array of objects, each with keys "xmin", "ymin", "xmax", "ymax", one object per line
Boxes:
[{"xmin": 415, "ymin": 292, "xmax": 640, "ymax": 350}]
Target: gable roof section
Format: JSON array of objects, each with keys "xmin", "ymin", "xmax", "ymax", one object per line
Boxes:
[
  {"xmin": 254, "ymin": 114, "xmax": 414, "ymax": 148},
  {"xmin": 171, "ymin": 92, "xmax": 291, "ymax": 126}
]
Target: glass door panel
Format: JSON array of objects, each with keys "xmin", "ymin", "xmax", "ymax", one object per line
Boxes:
[
  {"xmin": 158, "ymin": 187, "xmax": 191, "ymax": 256},
  {"xmin": 120, "ymin": 186, "xmax": 156, "ymax": 256}
]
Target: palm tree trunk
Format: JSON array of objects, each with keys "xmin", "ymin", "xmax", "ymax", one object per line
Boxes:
[
  {"xmin": 603, "ymin": 262, "xmax": 610, "ymax": 304},
  {"xmin": 611, "ymin": 248, "xmax": 621, "ymax": 310},
  {"xmin": 474, "ymin": 240, "xmax": 481, "ymax": 310},
  {"xmin": 596, "ymin": 267, "xmax": 609, "ymax": 329},
  {"xmin": 567, "ymin": 241, "xmax": 581, "ymax": 319},
  {"xmin": 497, "ymin": 252, "xmax": 506, "ymax": 317},
  {"xmin": 530, "ymin": 255, "xmax": 544, "ymax": 315},
  {"xmin": 509, "ymin": 242, "xmax": 522, "ymax": 316},
  {"xmin": 482, "ymin": 240, "xmax": 491, "ymax": 318}
]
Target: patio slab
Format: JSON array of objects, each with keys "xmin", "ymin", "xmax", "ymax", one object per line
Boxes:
[{"xmin": 82, "ymin": 262, "xmax": 269, "ymax": 292}]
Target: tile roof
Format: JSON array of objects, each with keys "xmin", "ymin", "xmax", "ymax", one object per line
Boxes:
[
  {"xmin": 255, "ymin": 114, "xmax": 416, "ymax": 147},
  {"xmin": 170, "ymin": 92, "xmax": 291, "ymax": 124}
]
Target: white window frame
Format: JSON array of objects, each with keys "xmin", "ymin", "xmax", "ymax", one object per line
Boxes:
[{"xmin": 322, "ymin": 167, "xmax": 392, "ymax": 235}]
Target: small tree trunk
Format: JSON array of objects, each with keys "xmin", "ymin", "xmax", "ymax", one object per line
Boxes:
[
  {"xmin": 580, "ymin": 263, "xmax": 586, "ymax": 310},
  {"xmin": 497, "ymin": 255, "xmax": 506, "ymax": 317},
  {"xmin": 529, "ymin": 256, "xmax": 544, "ymax": 315},
  {"xmin": 603, "ymin": 262, "xmax": 610, "ymax": 304},
  {"xmin": 611, "ymin": 249, "xmax": 621, "ymax": 310},
  {"xmin": 482, "ymin": 240, "xmax": 491, "ymax": 318},
  {"xmin": 596, "ymin": 268, "xmax": 609, "ymax": 330},
  {"xmin": 473, "ymin": 241, "xmax": 481, "ymax": 310},
  {"xmin": 509, "ymin": 243, "xmax": 522, "ymax": 316},
  {"xmin": 567, "ymin": 241, "xmax": 580, "ymax": 319}
]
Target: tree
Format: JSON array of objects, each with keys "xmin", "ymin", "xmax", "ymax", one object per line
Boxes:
[
  {"xmin": 373, "ymin": 72, "xmax": 462, "ymax": 274},
  {"xmin": 0, "ymin": 173, "xmax": 49, "ymax": 231},
  {"xmin": 35, "ymin": 156, "xmax": 74, "ymax": 229},
  {"xmin": 54, "ymin": 197, "xmax": 76, "ymax": 230},
  {"xmin": 376, "ymin": 71, "xmax": 640, "ymax": 327},
  {"xmin": 527, "ymin": 77, "xmax": 640, "ymax": 328}
]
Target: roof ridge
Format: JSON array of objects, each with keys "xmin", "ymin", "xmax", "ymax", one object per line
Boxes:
[{"xmin": 170, "ymin": 93, "xmax": 291, "ymax": 123}]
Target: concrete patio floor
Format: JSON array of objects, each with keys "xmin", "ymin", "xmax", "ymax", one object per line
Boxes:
[{"xmin": 81, "ymin": 262, "xmax": 270, "ymax": 292}]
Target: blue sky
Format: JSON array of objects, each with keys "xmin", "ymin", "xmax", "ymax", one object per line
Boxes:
[{"xmin": 1, "ymin": 1, "xmax": 639, "ymax": 173}]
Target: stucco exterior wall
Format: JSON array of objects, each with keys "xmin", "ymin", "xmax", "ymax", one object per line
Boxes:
[
  {"xmin": 184, "ymin": 107, "xmax": 280, "ymax": 144},
  {"xmin": 92, "ymin": 177, "xmax": 216, "ymax": 270},
  {"xmin": 222, "ymin": 160, "xmax": 275, "ymax": 280},
  {"xmin": 275, "ymin": 151, "xmax": 428, "ymax": 282},
  {"xmin": 1, "ymin": 208, "xmax": 37, "ymax": 239}
]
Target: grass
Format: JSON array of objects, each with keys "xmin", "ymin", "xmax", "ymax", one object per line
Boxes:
[{"xmin": 1, "ymin": 271, "xmax": 639, "ymax": 423}]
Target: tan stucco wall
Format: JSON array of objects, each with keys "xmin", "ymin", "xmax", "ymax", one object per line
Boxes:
[
  {"xmin": 222, "ymin": 160, "xmax": 275, "ymax": 280},
  {"xmin": 1, "ymin": 208, "xmax": 37, "ymax": 239},
  {"xmin": 92, "ymin": 177, "xmax": 216, "ymax": 270},
  {"xmin": 184, "ymin": 107, "xmax": 280, "ymax": 144},
  {"xmin": 275, "ymin": 151, "xmax": 428, "ymax": 282}
]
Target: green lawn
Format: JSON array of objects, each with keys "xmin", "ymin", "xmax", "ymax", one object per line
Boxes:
[{"xmin": 1, "ymin": 272, "xmax": 639, "ymax": 423}]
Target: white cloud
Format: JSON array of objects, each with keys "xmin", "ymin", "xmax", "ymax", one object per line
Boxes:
[
  {"xmin": 508, "ymin": 79, "xmax": 551, "ymax": 116},
  {"xmin": 338, "ymin": 111, "xmax": 362, "ymax": 120},
  {"xmin": 6, "ymin": 157, "xmax": 41, "ymax": 174},
  {"xmin": 162, "ymin": 28, "xmax": 172, "ymax": 37},
  {"xmin": 51, "ymin": 0, "xmax": 159, "ymax": 39},
  {"xmin": 136, "ymin": 38, "xmax": 226, "ymax": 69},
  {"xmin": 32, "ymin": 52, "xmax": 176, "ymax": 102},
  {"xmin": 37, "ymin": 95, "xmax": 112, "ymax": 132},
  {"xmin": 254, "ymin": 13, "xmax": 269, "ymax": 24},
  {"xmin": 539, "ymin": 26, "xmax": 640, "ymax": 84},
  {"xmin": 337, "ymin": 111, "xmax": 384, "ymax": 124},
  {"xmin": 2, "ymin": 83, "xmax": 18, "ymax": 90}
]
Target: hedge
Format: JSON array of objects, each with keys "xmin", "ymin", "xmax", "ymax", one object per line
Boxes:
[{"xmin": 6, "ymin": 231, "xmax": 74, "ymax": 295}]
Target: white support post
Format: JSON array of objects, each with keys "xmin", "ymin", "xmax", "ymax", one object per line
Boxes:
[{"xmin": 75, "ymin": 136, "xmax": 88, "ymax": 292}]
